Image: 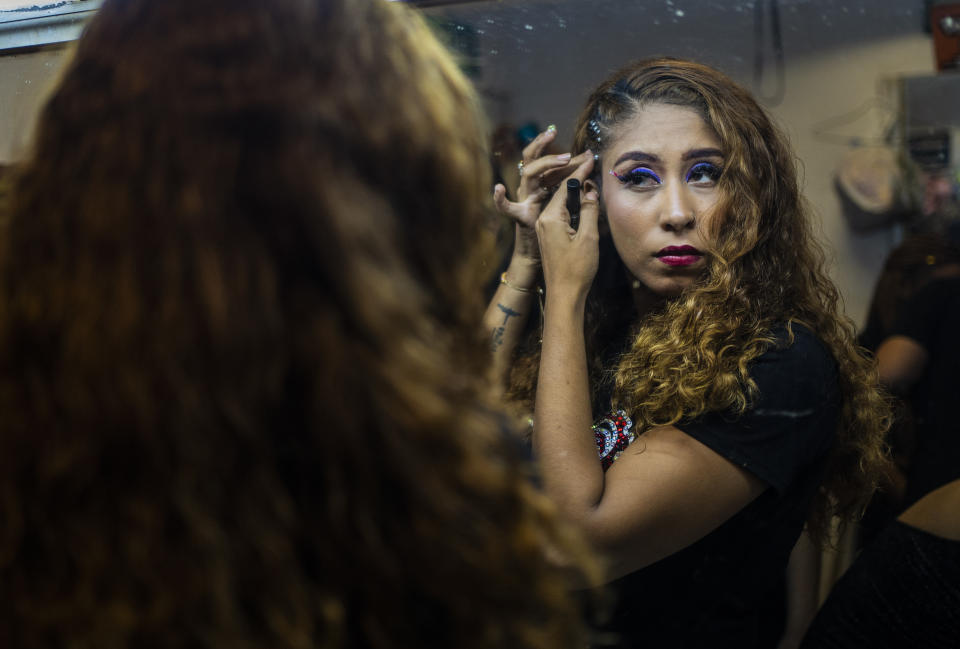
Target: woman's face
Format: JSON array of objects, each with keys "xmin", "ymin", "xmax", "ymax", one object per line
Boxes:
[{"xmin": 599, "ymin": 102, "xmax": 725, "ymax": 298}]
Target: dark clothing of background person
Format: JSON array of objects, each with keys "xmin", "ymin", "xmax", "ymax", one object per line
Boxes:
[
  {"xmin": 798, "ymin": 519, "xmax": 960, "ymax": 649},
  {"xmin": 886, "ymin": 277, "xmax": 960, "ymax": 509},
  {"xmin": 588, "ymin": 325, "xmax": 840, "ymax": 649}
]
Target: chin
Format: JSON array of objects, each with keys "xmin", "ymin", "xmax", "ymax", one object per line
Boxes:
[
  {"xmin": 654, "ymin": 284, "xmax": 690, "ymax": 298},
  {"xmin": 637, "ymin": 275, "xmax": 698, "ymax": 299}
]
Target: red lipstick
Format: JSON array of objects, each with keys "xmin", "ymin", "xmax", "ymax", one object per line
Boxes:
[{"xmin": 656, "ymin": 245, "xmax": 703, "ymax": 267}]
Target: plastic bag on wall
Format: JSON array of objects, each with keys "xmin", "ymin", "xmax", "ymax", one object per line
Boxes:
[{"xmin": 835, "ymin": 146, "xmax": 914, "ymax": 231}]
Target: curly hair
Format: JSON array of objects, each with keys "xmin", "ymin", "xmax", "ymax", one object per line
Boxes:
[
  {"xmin": 0, "ymin": 1, "xmax": 597, "ymax": 647},
  {"xmin": 509, "ymin": 58, "xmax": 892, "ymax": 543}
]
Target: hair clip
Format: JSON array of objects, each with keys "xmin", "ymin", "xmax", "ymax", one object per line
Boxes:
[{"xmin": 587, "ymin": 119, "xmax": 602, "ymax": 146}]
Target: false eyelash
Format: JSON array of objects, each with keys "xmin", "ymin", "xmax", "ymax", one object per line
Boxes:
[
  {"xmin": 685, "ymin": 162, "xmax": 723, "ymax": 182},
  {"xmin": 610, "ymin": 167, "xmax": 661, "ymax": 185}
]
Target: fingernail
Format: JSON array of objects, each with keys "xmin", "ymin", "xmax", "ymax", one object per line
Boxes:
[
  {"xmin": 547, "ymin": 124, "xmax": 557, "ymax": 133},
  {"xmin": 586, "ymin": 191, "xmax": 598, "ymax": 200},
  {"xmin": 556, "ymin": 153, "xmax": 571, "ymax": 162}
]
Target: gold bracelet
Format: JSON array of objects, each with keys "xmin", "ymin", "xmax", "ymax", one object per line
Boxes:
[
  {"xmin": 500, "ymin": 271, "xmax": 543, "ymax": 295},
  {"xmin": 499, "ymin": 271, "xmax": 545, "ymax": 344}
]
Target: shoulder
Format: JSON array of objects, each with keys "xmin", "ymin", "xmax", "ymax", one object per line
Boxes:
[
  {"xmin": 911, "ymin": 276, "xmax": 960, "ymax": 302},
  {"xmin": 749, "ymin": 322, "xmax": 838, "ymax": 399},
  {"xmin": 890, "ymin": 277, "xmax": 960, "ymax": 347},
  {"xmin": 897, "ymin": 276, "xmax": 960, "ymax": 322},
  {"xmin": 677, "ymin": 322, "xmax": 840, "ymax": 493},
  {"xmin": 767, "ymin": 322, "xmax": 834, "ymax": 364}
]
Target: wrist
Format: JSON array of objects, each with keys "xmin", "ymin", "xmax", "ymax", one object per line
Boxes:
[
  {"xmin": 544, "ymin": 289, "xmax": 588, "ymax": 317},
  {"xmin": 500, "ymin": 271, "xmax": 543, "ymax": 296},
  {"xmin": 503, "ymin": 258, "xmax": 542, "ymax": 289}
]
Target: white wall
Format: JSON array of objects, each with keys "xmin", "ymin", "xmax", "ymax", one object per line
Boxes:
[
  {"xmin": 770, "ymin": 34, "xmax": 934, "ymax": 326},
  {"xmin": 0, "ymin": 45, "xmax": 70, "ymax": 162}
]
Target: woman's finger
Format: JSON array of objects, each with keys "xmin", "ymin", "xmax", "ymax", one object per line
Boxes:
[
  {"xmin": 494, "ymin": 183, "xmax": 540, "ymax": 227},
  {"xmin": 520, "ymin": 153, "xmax": 573, "ymax": 182},
  {"xmin": 518, "ymin": 150, "xmax": 595, "ymax": 202},
  {"xmin": 517, "ymin": 153, "xmax": 571, "ymax": 201},
  {"xmin": 577, "ymin": 189, "xmax": 600, "ymax": 239},
  {"xmin": 537, "ymin": 151, "xmax": 594, "ymax": 190},
  {"xmin": 565, "ymin": 152, "xmax": 596, "ymax": 186},
  {"xmin": 540, "ymin": 154, "xmax": 595, "ymax": 227},
  {"xmin": 520, "ymin": 125, "xmax": 557, "ymax": 163},
  {"xmin": 493, "ymin": 183, "xmax": 517, "ymax": 215}
]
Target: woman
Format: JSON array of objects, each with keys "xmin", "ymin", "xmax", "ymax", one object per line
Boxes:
[
  {"xmin": 485, "ymin": 58, "xmax": 891, "ymax": 648},
  {"xmin": 859, "ymin": 232, "xmax": 960, "ymax": 353},
  {"xmin": 0, "ymin": 0, "xmax": 595, "ymax": 647},
  {"xmin": 805, "ymin": 270, "xmax": 960, "ymax": 647},
  {"xmin": 856, "ymin": 233, "xmax": 960, "ymax": 546}
]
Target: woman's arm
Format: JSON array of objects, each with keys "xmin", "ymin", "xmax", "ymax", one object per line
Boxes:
[
  {"xmin": 483, "ymin": 257, "xmax": 541, "ymax": 384},
  {"xmin": 776, "ymin": 529, "xmax": 821, "ymax": 649},
  {"xmin": 482, "ymin": 127, "xmax": 593, "ymax": 386},
  {"xmin": 532, "ymin": 159, "xmax": 766, "ymax": 581},
  {"xmin": 875, "ymin": 335, "xmax": 928, "ymax": 395},
  {"xmin": 536, "ymin": 418, "xmax": 767, "ymax": 579}
]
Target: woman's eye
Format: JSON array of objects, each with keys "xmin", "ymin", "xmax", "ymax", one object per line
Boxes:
[
  {"xmin": 686, "ymin": 162, "xmax": 722, "ymax": 185},
  {"xmin": 611, "ymin": 167, "xmax": 661, "ymax": 187}
]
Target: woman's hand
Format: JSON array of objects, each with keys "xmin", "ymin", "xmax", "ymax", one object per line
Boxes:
[
  {"xmin": 536, "ymin": 155, "xmax": 599, "ymax": 303},
  {"xmin": 493, "ymin": 127, "xmax": 592, "ymax": 265}
]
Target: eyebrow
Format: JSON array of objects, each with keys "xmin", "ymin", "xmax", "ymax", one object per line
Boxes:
[
  {"xmin": 612, "ymin": 147, "xmax": 724, "ymax": 167},
  {"xmin": 683, "ymin": 148, "xmax": 724, "ymax": 161}
]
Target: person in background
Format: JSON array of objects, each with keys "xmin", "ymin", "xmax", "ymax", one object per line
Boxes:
[
  {"xmin": 484, "ymin": 57, "xmax": 892, "ymax": 648},
  {"xmin": 796, "ymin": 236, "xmax": 960, "ymax": 649},
  {"xmin": 859, "ymin": 232, "xmax": 960, "ymax": 353},
  {"xmin": 0, "ymin": 0, "xmax": 597, "ymax": 647},
  {"xmin": 799, "ymin": 242, "xmax": 960, "ymax": 648},
  {"xmin": 874, "ymin": 264, "xmax": 960, "ymax": 511},
  {"xmin": 856, "ymin": 232, "xmax": 960, "ymax": 546}
]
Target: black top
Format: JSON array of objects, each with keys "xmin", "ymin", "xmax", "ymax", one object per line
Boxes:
[
  {"xmin": 799, "ymin": 520, "xmax": 960, "ymax": 649},
  {"xmin": 889, "ymin": 277, "xmax": 960, "ymax": 506},
  {"xmin": 857, "ymin": 310, "xmax": 886, "ymax": 353},
  {"xmin": 589, "ymin": 324, "xmax": 840, "ymax": 649}
]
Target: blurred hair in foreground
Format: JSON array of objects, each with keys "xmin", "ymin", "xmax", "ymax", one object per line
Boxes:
[{"xmin": 0, "ymin": 0, "xmax": 596, "ymax": 647}]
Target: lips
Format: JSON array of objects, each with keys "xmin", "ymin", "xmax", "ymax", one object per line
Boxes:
[{"xmin": 655, "ymin": 245, "xmax": 703, "ymax": 267}]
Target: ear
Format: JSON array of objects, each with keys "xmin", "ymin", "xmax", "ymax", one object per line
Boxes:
[{"xmin": 585, "ymin": 178, "xmax": 601, "ymax": 196}]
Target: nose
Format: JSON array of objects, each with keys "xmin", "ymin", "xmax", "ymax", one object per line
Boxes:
[{"xmin": 660, "ymin": 181, "xmax": 696, "ymax": 232}]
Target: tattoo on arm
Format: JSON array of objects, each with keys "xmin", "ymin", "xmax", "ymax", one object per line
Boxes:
[
  {"xmin": 497, "ymin": 303, "xmax": 522, "ymax": 325},
  {"xmin": 491, "ymin": 303, "xmax": 523, "ymax": 351}
]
